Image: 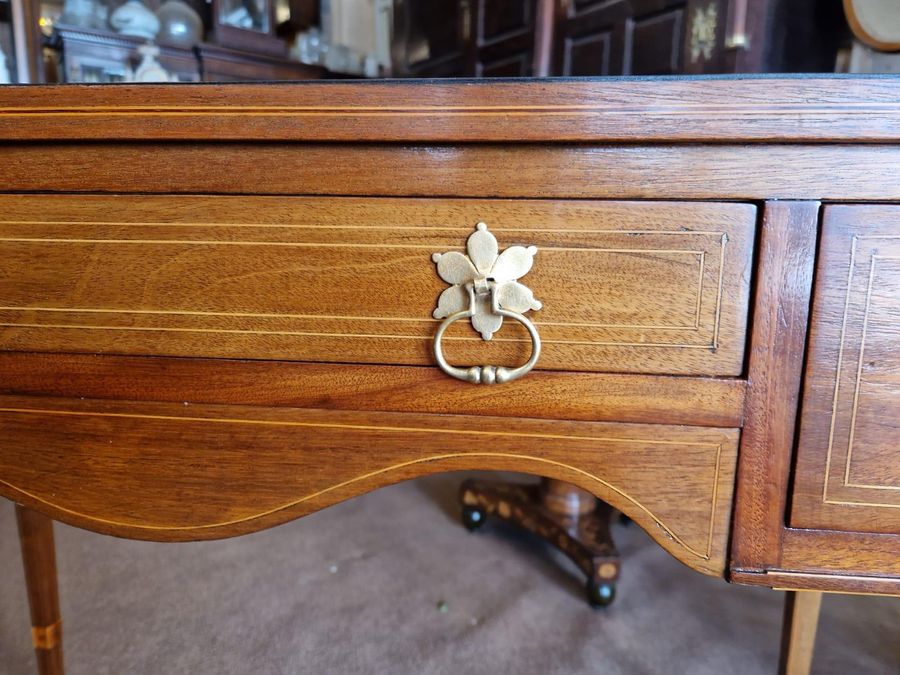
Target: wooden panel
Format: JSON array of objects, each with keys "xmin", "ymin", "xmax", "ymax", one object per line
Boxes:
[
  {"xmin": 1, "ymin": 78, "xmax": 900, "ymax": 142},
  {"xmin": 5, "ymin": 143, "xmax": 900, "ymax": 202},
  {"xmin": 563, "ymin": 30, "xmax": 612, "ymax": 75},
  {"xmin": 628, "ymin": 8, "xmax": 683, "ymax": 75},
  {"xmin": 557, "ymin": 0, "xmax": 686, "ymax": 77},
  {"xmin": 730, "ymin": 202, "xmax": 819, "ymax": 571},
  {"xmin": 779, "ymin": 529, "xmax": 900, "ymax": 578},
  {"xmin": 0, "ymin": 196, "xmax": 755, "ymax": 376},
  {"xmin": 733, "ymin": 528, "xmax": 900, "ymax": 594},
  {"xmin": 791, "ymin": 205, "xmax": 900, "ymax": 534},
  {"xmin": 0, "ymin": 353, "xmax": 747, "ymax": 428},
  {"xmin": 396, "ymin": 0, "xmax": 468, "ymax": 76},
  {"xmin": 0, "ymin": 394, "xmax": 739, "ymax": 576},
  {"xmin": 480, "ymin": 0, "xmax": 533, "ymax": 41},
  {"xmin": 476, "ymin": 51, "xmax": 532, "ymax": 77},
  {"xmin": 731, "ymin": 570, "xmax": 900, "ymax": 596},
  {"xmin": 473, "ymin": 0, "xmax": 536, "ymax": 77},
  {"xmin": 555, "ymin": 0, "xmax": 627, "ymax": 76},
  {"xmin": 197, "ymin": 45, "xmax": 324, "ymax": 82}
]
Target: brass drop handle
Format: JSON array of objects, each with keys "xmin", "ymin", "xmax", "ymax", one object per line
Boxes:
[
  {"xmin": 433, "ymin": 284, "xmax": 541, "ymax": 385},
  {"xmin": 431, "ymin": 223, "xmax": 543, "ymax": 385}
]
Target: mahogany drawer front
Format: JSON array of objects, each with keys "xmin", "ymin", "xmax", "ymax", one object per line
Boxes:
[
  {"xmin": 0, "ymin": 394, "xmax": 739, "ymax": 576},
  {"xmin": 791, "ymin": 205, "xmax": 900, "ymax": 534},
  {"xmin": 0, "ymin": 195, "xmax": 755, "ymax": 376}
]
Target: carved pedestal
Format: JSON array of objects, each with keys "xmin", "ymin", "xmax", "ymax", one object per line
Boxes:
[{"xmin": 459, "ymin": 477, "xmax": 621, "ymax": 607}]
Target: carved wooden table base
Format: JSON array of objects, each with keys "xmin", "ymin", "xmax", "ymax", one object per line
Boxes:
[{"xmin": 459, "ymin": 477, "xmax": 620, "ymax": 607}]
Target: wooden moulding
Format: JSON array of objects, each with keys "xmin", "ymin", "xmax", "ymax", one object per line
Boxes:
[
  {"xmin": 732, "ymin": 571, "xmax": 900, "ymax": 596},
  {"xmin": 4, "ymin": 143, "xmax": 900, "ymax": 202},
  {"xmin": 0, "ymin": 393, "xmax": 739, "ymax": 577},
  {"xmin": 0, "ymin": 353, "xmax": 746, "ymax": 428},
  {"xmin": 0, "ymin": 78, "xmax": 899, "ymax": 142},
  {"xmin": 733, "ymin": 528, "xmax": 900, "ymax": 594}
]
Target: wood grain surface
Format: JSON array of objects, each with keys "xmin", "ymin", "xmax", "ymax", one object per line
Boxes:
[
  {"xmin": 4, "ymin": 143, "xmax": 900, "ymax": 201},
  {"xmin": 791, "ymin": 205, "xmax": 900, "ymax": 534},
  {"xmin": 779, "ymin": 529, "xmax": 900, "ymax": 578},
  {"xmin": 2, "ymin": 78, "xmax": 900, "ymax": 600},
  {"xmin": 732, "ymin": 570, "xmax": 900, "ymax": 596},
  {"xmin": 0, "ymin": 394, "xmax": 738, "ymax": 576},
  {"xmin": 0, "ymin": 353, "xmax": 747, "ymax": 428},
  {"xmin": 730, "ymin": 202, "xmax": 820, "ymax": 570},
  {"xmin": 15, "ymin": 506, "xmax": 64, "ymax": 675},
  {"xmin": 0, "ymin": 196, "xmax": 754, "ymax": 376},
  {"xmin": 0, "ymin": 78, "xmax": 898, "ymax": 142}
]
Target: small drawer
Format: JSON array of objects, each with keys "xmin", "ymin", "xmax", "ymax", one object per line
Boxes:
[
  {"xmin": 0, "ymin": 394, "xmax": 740, "ymax": 576},
  {"xmin": 0, "ymin": 195, "xmax": 755, "ymax": 376}
]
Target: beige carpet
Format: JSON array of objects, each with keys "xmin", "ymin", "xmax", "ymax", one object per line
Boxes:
[{"xmin": 1, "ymin": 472, "xmax": 897, "ymax": 675}]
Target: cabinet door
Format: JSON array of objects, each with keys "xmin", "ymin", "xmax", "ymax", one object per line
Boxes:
[
  {"xmin": 554, "ymin": 0, "xmax": 690, "ymax": 76},
  {"xmin": 473, "ymin": 0, "xmax": 537, "ymax": 77},
  {"xmin": 396, "ymin": 0, "xmax": 538, "ymax": 77},
  {"xmin": 395, "ymin": 0, "xmax": 469, "ymax": 76},
  {"xmin": 791, "ymin": 206, "xmax": 900, "ymax": 534}
]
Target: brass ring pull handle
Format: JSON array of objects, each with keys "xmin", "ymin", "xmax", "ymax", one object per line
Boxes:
[
  {"xmin": 433, "ymin": 300, "xmax": 542, "ymax": 385},
  {"xmin": 431, "ymin": 223, "xmax": 543, "ymax": 385}
]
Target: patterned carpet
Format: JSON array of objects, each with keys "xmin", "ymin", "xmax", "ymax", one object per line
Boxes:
[{"xmin": 1, "ymin": 472, "xmax": 898, "ymax": 674}]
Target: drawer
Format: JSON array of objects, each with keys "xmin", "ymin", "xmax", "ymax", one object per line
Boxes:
[
  {"xmin": 0, "ymin": 195, "xmax": 755, "ymax": 376},
  {"xmin": 0, "ymin": 394, "xmax": 739, "ymax": 576},
  {"xmin": 791, "ymin": 205, "xmax": 900, "ymax": 534}
]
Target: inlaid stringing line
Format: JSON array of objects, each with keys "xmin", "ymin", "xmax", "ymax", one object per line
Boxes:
[
  {"xmin": 0, "ymin": 322, "xmax": 721, "ymax": 350},
  {"xmin": 822, "ymin": 499, "xmax": 900, "ymax": 509},
  {"xmin": 0, "ymin": 219, "xmax": 737, "ymax": 237},
  {"xmin": 694, "ymin": 251, "xmax": 706, "ymax": 330},
  {"xmin": 844, "ymin": 254, "xmax": 877, "ymax": 487},
  {"xmin": 843, "ymin": 255, "xmax": 900, "ymax": 492},
  {"xmin": 711, "ymin": 233, "xmax": 728, "ymax": 349},
  {"xmin": 0, "ymin": 237, "xmax": 705, "ymax": 256},
  {"xmin": 0, "ymin": 308, "xmax": 704, "ymax": 333},
  {"xmin": 824, "ymin": 239, "xmax": 900, "ymax": 505},
  {"xmin": 823, "ymin": 236, "xmax": 859, "ymax": 505},
  {"xmin": 0, "ymin": 229, "xmax": 721, "ymax": 342},
  {"xmin": 0, "ymin": 404, "xmax": 728, "ymax": 559},
  {"xmin": 0, "ymin": 102, "xmax": 897, "ymax": 114}
]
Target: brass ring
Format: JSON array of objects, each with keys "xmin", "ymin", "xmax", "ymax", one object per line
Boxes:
[{"xmin": 433, "ymin": 307, "xmax": 541, "ymax": 385}]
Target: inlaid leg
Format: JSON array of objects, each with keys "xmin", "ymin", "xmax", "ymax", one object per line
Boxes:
[
  {"xmin": 778, "ymin": 591, "xmax": 823, "ymax": 675},
  {"xmin": 16, "ymin": 505, "xmax": 64, "ymax": 675}
]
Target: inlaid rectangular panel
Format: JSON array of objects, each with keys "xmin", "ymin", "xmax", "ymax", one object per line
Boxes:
[
  {"xmin": 791, "ymin": 205, "xmax": 900, "ymax": 534},
  {"xmin": 0, "ymin": 196, "xmax": 755, "ymax": 375}
]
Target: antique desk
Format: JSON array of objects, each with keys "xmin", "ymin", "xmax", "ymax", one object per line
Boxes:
[{"xmin": 1, "ymin": 77, "xmax": 898, "ymax": 674}]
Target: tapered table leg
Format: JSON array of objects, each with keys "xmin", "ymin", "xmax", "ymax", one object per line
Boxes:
[
  {"xmin": 778, "ymin": 591, "xmax": 823, "ymax": 675},
  {"xmin": 16, "ymin": 505, "xmax": 64, "ymax": 675}
]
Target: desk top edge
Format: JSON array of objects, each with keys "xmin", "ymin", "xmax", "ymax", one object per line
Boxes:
[{"xmin": 1, "ymin": 77, "xmax": 899, "ymax": 143}]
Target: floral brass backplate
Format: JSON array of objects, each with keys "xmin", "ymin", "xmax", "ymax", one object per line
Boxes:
[
  {"xmin": 430, "ymin": 222, "xmax": 542, "ymax": 385},
  {"xmin": 432, "ymin": 222, "xmax": 542, "ymax": 340}
]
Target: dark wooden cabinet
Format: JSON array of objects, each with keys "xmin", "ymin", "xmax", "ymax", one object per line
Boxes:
[
  {"xmin": 394, "ymin": 0, "xmax": 845, "ymax": 78},
  {"xmin": 197, "ymin": 43, "xmax": 323, "ymax": 81},
  {"xmin": 474, "ymin": 0, "xmax": 537, "ymax": 76},
  {"xmin": 553, "ymin": 0, "xmax": 692, "ymax": 76},
  {"xmin": 395, "ymin": 0, "xmax": 538, "ymax": 77}
]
